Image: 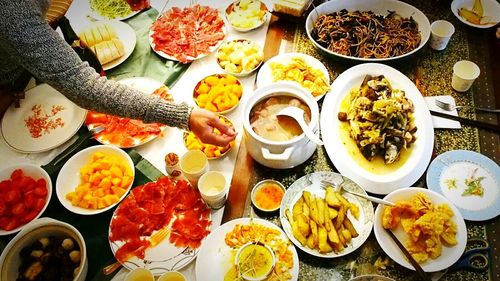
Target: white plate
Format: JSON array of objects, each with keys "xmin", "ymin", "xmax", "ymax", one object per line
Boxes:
[
  {"xmin": 320, "ymin": 63, "xmax": 434, "ymax": 195},
  {"xmin": 86, "ymin": 77, "xmax": 168, "ymax": 148},
  {"xmin": 149, "ymin": 10, "xmax": 227, "ymax": 62},
  {"xmin": 1, "ymin": 84, "xmax": 87, "ymax": 153},
  {"xmin": 373, "ymin": 187, "xmax": 467, "ymax": 272},
  {"xmin": 81, "ymin": 21, "xmax": 137, "ymax": 71},
  {"xmin": 305, "ymin": 0, "xmax": 430, "ymax": 62},
  {"xmin": 87, "ymin": 0, "xmax": 140, "ymax": 21},
  {"xmin": 279, "ymin": 172, "xmax": 374, "ymax": 258},
  {"xmin": 256, "ymin": 52, "xmax": 330, "ymax": 101},
  {"xmin": 196, "ymin": 217, "xmax": 299, "ymax": 281},
  {"xmin": 56, "ymin": 145, "xmax": 135, "ymax": 215},
  {"xmin": 109, "ymin": 182, "xmax": 214, "ymax": 275},
  {"xmin": 427, "ymin": 150, "xmax": 500, "ymax": 221},
  {"xmin": 451, "ymin": 0, "xmax": 500, "ymax": 28}
]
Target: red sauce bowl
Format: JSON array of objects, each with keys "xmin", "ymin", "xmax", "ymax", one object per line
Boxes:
[{"xmin": 251, "ymin": 179, "xmax": 285, "ymax": 212}]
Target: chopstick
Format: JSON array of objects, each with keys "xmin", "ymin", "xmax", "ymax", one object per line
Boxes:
[
  {"xmin": 385, "ymin": 229, "xmax": 431, "ymax": 281},
  {"xmin": 430, "ymin": 110, "xmax": 500, "ymax": 132}
]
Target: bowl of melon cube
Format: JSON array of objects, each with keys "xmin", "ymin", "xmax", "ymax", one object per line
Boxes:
[
  {"xmin": 216, "ymin": 39, "xmax": 264, "ymax": 76},
  {"xmin": 193, "ymin": 74, "xmax": 243, "ymax": 114},
  {"xmin": 225, "ymin": 0, "xmax": 269, "ymax": 32},
  {"xmin": 56, "ymin": 145, "xmax": 135, "ymax": 215}
]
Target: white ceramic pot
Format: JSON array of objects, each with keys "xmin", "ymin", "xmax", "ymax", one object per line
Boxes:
[{"xmin": 243, "ymin": 82, "xmax": 319, "ymax": 169}]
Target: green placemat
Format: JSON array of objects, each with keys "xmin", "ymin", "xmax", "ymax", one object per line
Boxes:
[{"xmin": 105, "ymin": 8, "xmax": 190, "ymax": 87}]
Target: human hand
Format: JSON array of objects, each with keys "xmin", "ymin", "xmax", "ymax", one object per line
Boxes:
[
  {"xmin": 189, "ymin": 108, "xmax": 236, "ymax": 146},
  {"xmin": 496, "ymin": 26, "xmax": 500, "ymax": 39}
]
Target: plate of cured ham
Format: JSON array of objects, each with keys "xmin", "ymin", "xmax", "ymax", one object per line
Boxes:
[
  {"xmin": 108, "ymin": 177, "xmax": 213, "ymax": 274},
  {"xmin": 85, "ymin": 77, "xmax": 172, "ymax": 148},
  {"xmin": 149, "ymin": 5, "xmax": 227, "ymax": 64}
]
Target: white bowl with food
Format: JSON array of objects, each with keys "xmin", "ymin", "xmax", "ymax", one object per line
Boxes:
[
  {"xmin": 451, "ymin": 0, "xmax": 500, "ymax": 28},
  {"xmin": 56, "ymin": 145, "xmax": 135, "ymax": 215},
  {"xmin": 305, "ymin": 0, "xmax": 430, "ymax": 62},
  {"xmin": 235, "ymin": 242, "xmax": 276, "ymax": 281},
  {"xmin": 0, "ymin": 217, "xmax": 88, "ymax": 281},
  {"xmin": 225, "ymin": 0, "xmax": 269, "ymax": 32},
  {"xmin": 216, "ymin": 39, "xmax": 264, "ymax": 76},
  {"xmin": 0, "ymin": 164, "xmax": 52, "ymax": 236},
  {"xmin": 251, "ymin": 179, "xmax": 286, "ymax": 212},
  {"xmin": 321, "ymin": 63, "xmax": 434, "ymax": 195},
  {"xmin": 243, "ymin": 81, "xmax": 319, "ymax": 169},
  {"xmin": 193, "ymin": 74, "xmax": 243, "ymax": 114},
  {"xmin": 373, "ymin": 188, "xmax": 467, "ymax": 272}
]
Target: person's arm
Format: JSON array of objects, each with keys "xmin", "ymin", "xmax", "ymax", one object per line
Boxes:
[{"xmin": 0, "ymin": 1, "xmax": 189, "ymax": 129}]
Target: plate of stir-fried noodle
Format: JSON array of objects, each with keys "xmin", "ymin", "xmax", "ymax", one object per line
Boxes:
[{"xmin": 305, "ymin": 0, "xmax": 430, "ymax": 61}]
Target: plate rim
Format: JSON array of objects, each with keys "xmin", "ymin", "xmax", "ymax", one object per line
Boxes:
[
  {"xmin": 373, "ymin": 187, "xmax": 468, "ymax": 272},
  {"xmin": 279, "ymin": 171, "xmax": 374, "ymax": 258},
  {"xmin": 195, "ymin": 217, "xmax": 299, "ymax": 281},
  {"xmin": 305, "ymin": 0, "xmax": 431, "ymax": 62},
  {"xmin": 320, "ymin": 63, "xmax": 434, "ymax": 195},
  {"xmin": 426, "ymin": 149, "xmax": 500, "ymax": 221},
  {"xmin": 0, "ymin": 83, "xmax": 87, "ymax": 153}
]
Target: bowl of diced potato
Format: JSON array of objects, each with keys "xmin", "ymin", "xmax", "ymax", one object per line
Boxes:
[
  {"xmin": 183, "ymin": 115, "xmax": 236, "ymax": 159},
  {"xmin": 56, "ymin": 145, "xmax": 135, "ymax": 215},
  {"xmin": 216, "ymin": 39, "xmax": 264, "ymax": 76},
  {"xmin": 193, "ymin": 74, "xmax": 243, "ymax": 114},
  {"xmin": 225, "ymin": 0, "xmax": 269, "ymax": 32}
]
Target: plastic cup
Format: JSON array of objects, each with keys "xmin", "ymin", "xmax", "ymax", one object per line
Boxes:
[
  {"xmin": 198, "ymin": 171, "xmax": 228, "ymax": 209},
  {"xmin": 124, "ymin": 268, "xmax": 154, "ymax": 281},
  {"xmin": 157, "ymin": 271, "xmax": 186, "ymax": 281},
  {"xmin": 429, "ymin": 20, "xmax": 455, "ymax": 50},
  {"xmin": 452, "ymin": 60, "xmax": 480, "ymax": 92},
  {"xmin": 179, "ymin": 150, "xmax": 209, "ymax": 187}
]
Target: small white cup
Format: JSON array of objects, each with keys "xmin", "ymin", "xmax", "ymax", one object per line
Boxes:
[
  {"xmin": 452, "ymin": 60, "xmax": 480, "ymax": 92},
  {"xmin": 179, "ymin": 150, "xmax": 209, "ymax": 187},
  {"xmin": 157, "ymin": 271, "xmax": 186, "ymax": 281},
  {"xmin": 198, "ymin": 171, "xmax": 228, "ymax": 209},
  {"xmin": 124, "ymin": 268, "xmax": 154, "ymax": 281},
  {"xmin": 429, "ymin": 20, "xmax": 455, "ymax": 50}
]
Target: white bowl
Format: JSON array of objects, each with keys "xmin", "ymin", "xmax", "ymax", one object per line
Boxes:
[
  {"xmin": 373, "ymin": 188, "xmax": 467, "ymax": 272},
  {"xmin": 0, "ymin": 217, "xmax": 88, "ymax": 281},
  {"xmin": 251, "ymin": 179, "xmax": 285, "ymax": 212},
  {"xmin": 225, "ymin": 0, "xmax": 269, "ymax": 32},
  {"xmin": 305, "ymin": 0, "xmax": 430, "ymax": 62},
  {"xmin": 235, "ymin": 242, "xmax": 276, "ymax": 281},
  {"xmin": 216, "ymin": 39, "xmax": 264, "ymax": 77},
  {"xmin": 0, "ymin": 164, "xmax": 52, "ymax": 235},
  {"xmin": 451, "ymin": 0, "xmax": 500, "ymax": 28},
  {"xmin": 193, "ymin": 74, "xmax": 243, "ymax": 114},
  {"xmin": 56, "ymin": 145, "xmax": 135, "ymax": 215}
]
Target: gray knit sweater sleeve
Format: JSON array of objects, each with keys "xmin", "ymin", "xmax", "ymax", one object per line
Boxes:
[{"xmin": 0, "ymin": 1, "xmax": 191, "ymax": 130}]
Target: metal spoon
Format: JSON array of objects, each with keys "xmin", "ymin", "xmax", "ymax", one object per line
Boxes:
[{"xmin": 276, "ymin": 106, "xmax": 323, "ymax": 146}]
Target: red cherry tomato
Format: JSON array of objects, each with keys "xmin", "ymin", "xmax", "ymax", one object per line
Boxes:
[
  {"xmin": 21, "ymin": 211, "xmax": 38, "ymax": 224},
  {"xmin": 5, "ymin": 189, "xmax": 21, "ymax": 204},
  {"xmin": 34, "ymin": 198, "xmax": 46, "ymax": 212},
  {"xmin": 11, "ymin": 203, "xmax": 26, "ymax": 216},
  {"xmin": 10, "ymin": 169, "xmax": 24, "ymax": 180},
  {"xmin": 34, "ymin": 186, "xmax": 48, "ymax": 197}
]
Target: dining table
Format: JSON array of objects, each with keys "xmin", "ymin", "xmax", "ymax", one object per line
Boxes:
[{"xmin": 0, "ymin": 0, "xmax": 499, "ymax": 281}]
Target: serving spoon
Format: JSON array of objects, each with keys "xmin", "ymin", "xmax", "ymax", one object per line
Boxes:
[{"xmin": 276, "ymin": 106, "xmax": 323, "ymax": 146}]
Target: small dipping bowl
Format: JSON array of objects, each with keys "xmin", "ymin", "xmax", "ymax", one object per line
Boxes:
[
  {"xmin": 251, "ymin": 179, "xmax": 286, "ymax": 212},
  {"xmin": 157, "ymin": 271, "xmax": 187, "ymax": 281},
  {"xmin": 124, "ymin": 268, "xmax": 154, "ymax": 281},
  {"xmin": 235, "ymin": 242, "xmax": 276, "ymax": 281}
]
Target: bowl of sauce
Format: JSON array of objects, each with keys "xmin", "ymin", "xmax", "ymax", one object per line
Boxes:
[
  {"xmin": 235, "ymin": 242, "xmax": 275, "ymax": 281},
  {"xmin": 251, "ymin": 179, "xmax": 285, "ymax": 212}
]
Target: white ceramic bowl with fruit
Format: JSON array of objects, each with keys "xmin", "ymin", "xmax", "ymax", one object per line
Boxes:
[
  {"xmin": 216, "ymin": 39, "xmax": 264, "ymax": 76},
  {"xmin": 56, "ymin": 145, "xmax": 135, "ymax": 215},
  {"xmin": 0, "ymin": 217, "xmax": 88, "ymax": 281},
  {"xmin": 193, "ymin": 74, "xmax": 243, "ymax": 114},
  {"xmin": 0, "ymin": 164, "xmax": 52, "ymax": 236},
  {"xmin": 225, "ymin": 0, "xmax": 269, "ymax": 32}
]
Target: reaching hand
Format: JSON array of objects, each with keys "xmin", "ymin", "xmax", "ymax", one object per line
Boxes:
[
  {"xmin": 497, "ymin": 26, "xmax": 500, "ymax": 39},
  {"xmin": 188, "ymin": 108, "xmax": 236, "ymax": 146}
]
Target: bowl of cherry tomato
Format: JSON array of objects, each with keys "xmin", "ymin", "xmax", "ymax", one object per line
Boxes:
[{"xmin": 0, "ymin": 164, "xmax": 52, "ymax": 235}]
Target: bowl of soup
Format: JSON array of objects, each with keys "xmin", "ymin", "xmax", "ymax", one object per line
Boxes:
[{"xmin": 243, "ymin": 81, "xmax": 319, "ymax": 169}]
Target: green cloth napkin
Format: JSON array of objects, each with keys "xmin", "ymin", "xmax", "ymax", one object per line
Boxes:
[{"xmin": 105, "ymin": 8, "xmax": 190, "ymax": 87}]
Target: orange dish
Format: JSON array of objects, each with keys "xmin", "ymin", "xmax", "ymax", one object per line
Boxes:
[
  {"xmin": 252, "ymin": 180, "xmax": 285, "ymax": 212},
  {"xmin": 85, "ymin": 85, "xmax": 173, "ymax": 148},
  {"xmin": 193, "ymin": 74, "xmax": 242, "ymax": 113}
]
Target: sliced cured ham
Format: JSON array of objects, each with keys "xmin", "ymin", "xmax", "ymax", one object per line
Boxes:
[
  {"xmin": 109, "ymin": 177, "xmax": 211, "ymax": 263},
  {"xmin": 150, "ymin": 5, "xmax": 226, "ymax": 63}
]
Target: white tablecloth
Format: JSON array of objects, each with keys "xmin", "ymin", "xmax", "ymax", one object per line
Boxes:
[{"xmin": 0, "ymin": 1, "xmax": 272, "ymax": 280}]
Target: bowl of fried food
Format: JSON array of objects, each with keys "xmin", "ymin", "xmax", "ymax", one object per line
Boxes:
[
  {"xmin": 216, "ymin": 39, "xmax": 264, "ymax": 77},
  {"xmin": 183, "ymin": 115, "xmax": 236, "ymax": 159},
  {"xmin": 373, "ymin": 188, "xmax": 467, "ymax": 272},
  {"xmin": 280, "ymin": 171, "xmax": 374, "ymax": 258},
  {"xmin": 225, "ymin": 0, "xmax": 269, "ymax": 32},
  {"xmin": 193, "ymin": 74, "xmax": 243, "ymax": 114}
]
